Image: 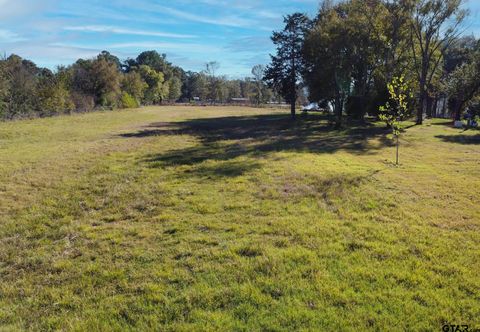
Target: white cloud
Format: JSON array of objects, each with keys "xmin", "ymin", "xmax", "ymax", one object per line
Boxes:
[
  {"xmin": 151, "ymin": 4, "xmax": 256, "ymax": 28},
  {"xmin": 0, "ymin": 0, "xmax": 57, "ymax": 20},
  {"xmin": 0, "ymin": 42, "xmax": 102, "ymax": 68},
  {"xmin": 0, "ymin": 29, "xmax": 26, "ymax": 42},
  {"xmin": 106, "ymin": 41, "xmax": 222, "ymax": 53},
  {"xmin": 64, "ymin": 25, "xmax": 196, "ymax": 39}
]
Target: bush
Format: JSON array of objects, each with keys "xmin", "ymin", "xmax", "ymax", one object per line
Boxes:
[
  {"xmin": 71, "ymin": 92, "xmax": 95, "ymax": 113},
  {"xmin": 120, "ymin": 92, "xmax": 139, "ymax": 109}
]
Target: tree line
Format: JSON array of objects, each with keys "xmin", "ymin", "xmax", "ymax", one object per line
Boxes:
[
  {"xmin": 0, "ymin": 51, "xmax": 277, "ymax": 120},
  {"xmin": 265, "ymin": 0, "xmax": 480, "ymax": 126},
  {"xmin": 2, "ymin": 0, "xmax": 479, "ymax": 124}
]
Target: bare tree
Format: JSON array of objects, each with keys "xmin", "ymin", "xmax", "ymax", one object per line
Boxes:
[
  {"xmin": 251, "ymin": 64, "xmax": 265, "ymax": 105},
  {"xmin": 205, "ymin": 61, "xmax": 221, "ymax": 104},
  {"xmin": 205, "ymin": 61, "xmax": 220, "ymax": 79}
]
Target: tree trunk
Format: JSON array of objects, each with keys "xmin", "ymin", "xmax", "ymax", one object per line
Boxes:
[
  {"xmin": 453, "ymin": 98, "xmax": 463, "ymax": 121},
  {"xmin": 290, "ymin": 100, "xmax": 296, "ymax": 119},
  {"xmin": 417, "ymin": 87, "xmax": 425, "ymax": 125},
  {"xmin": 417, "ymin": 63, "xmax": 428, "ymax": 125},
  {"xmin": 442, "ymin": 97, "xmax": 447, "ymax": 118},
  {"xmin": 432, "ymin": 97, "xmax": 438, "ymax": 118},
  {"xmin": 396, "ymin": 134, "xmax": 399, "ymax": 165},
  {"xmin": 426, "ymin": 94, "xmax": 433, "ymax": 118},
  {"xmin": 334, "ymin": 96, "xmax": 342, "ymax": 128}
]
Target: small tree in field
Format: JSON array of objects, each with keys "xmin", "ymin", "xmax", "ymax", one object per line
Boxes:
[{"xmin": 379, "ymin": 76, "xmax": 411, "ymax": 165}]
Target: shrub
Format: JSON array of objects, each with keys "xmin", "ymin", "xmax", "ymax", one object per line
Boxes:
[
  {"xmin": 120, "ymin": 92, "xmax": 139, "ymax": 109},
  {"xmin": 71, "ymin": 92, "xmax": 95, "ymax": 113}
]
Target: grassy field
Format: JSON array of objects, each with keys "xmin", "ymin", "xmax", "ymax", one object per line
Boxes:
[{"xmin": 0, "ymin": 106, "xmax": 479, "ymax": 331}]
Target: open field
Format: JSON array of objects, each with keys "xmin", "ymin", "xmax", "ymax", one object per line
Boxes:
[{"xmin": 0, "ymin": 106, "xmax": 479, "ymax": 331}]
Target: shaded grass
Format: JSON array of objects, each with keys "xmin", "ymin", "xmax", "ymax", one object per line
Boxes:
[
  {"xmin": 0, "ymin": 106, "xmax": 479, "ymax": 331},
  {"xmin": 436, "ymin": 134, "xmax": 480, "ymax": 145}
]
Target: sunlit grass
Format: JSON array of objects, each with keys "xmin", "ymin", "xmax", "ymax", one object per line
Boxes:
[{"xmin": 0, "ymin": 106, "xmax": 479, "ymax": 331}]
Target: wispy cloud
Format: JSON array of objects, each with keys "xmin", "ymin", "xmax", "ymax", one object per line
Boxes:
[
  {"xmin": 64, "ymin": 25, "xmax": 196, "ymax": 39},
  {"xmin": 106, "ymin": 41, "xmax": 222, "ymax": 53},
  {"xmin": 151, "ymin": 4, "xmax": 256, "ymax": 28},
  {"xmin": 0, "ymin": 0, "xmax": 57, "ymax": 20},
  {"xmin": 0, "ymin": 29, "xmax": 26, "ymax": 42},
  {"xmin": 225, "ymin": 36, "xmax": 273, "ymax": 52}
]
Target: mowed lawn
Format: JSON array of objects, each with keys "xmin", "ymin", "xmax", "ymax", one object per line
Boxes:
[{"xmin": 0, "ymin": 106, "xmax": 479, "ymax": 331}]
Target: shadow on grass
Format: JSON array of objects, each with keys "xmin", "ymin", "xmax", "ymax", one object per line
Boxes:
[
  {"xmin": 436, "ymin": 134, "xmax": 480, "ymax": 145},
  {"xmin": 428, "ymin": 120, "xmax": 454, "ymax": 127},
  {"xmin": 120, "ymin": 114, "xmax": 393, "ymax": 178}
]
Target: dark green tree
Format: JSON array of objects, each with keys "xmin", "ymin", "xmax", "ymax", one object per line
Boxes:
[
  {"xmin": 3, "ymin": 55, "xmax": 39, "ymax": 119},
  {"xmin": 409, "ymin": 0, "xmax": 467, "ymax": 124},
  {"xmin": 447, "ymin": 43, "xmax": 480, "ymax": 120},
  {"xmin": 304, "ymin": 2, "xmax": 353, "ymax": 127},
  {"xmin": 265, "ymin": 13, "xmax": 311, "ymax": 118},
  {"xmin": 0, "ymin": 57, "xmax": 8, "ymax": 117}
]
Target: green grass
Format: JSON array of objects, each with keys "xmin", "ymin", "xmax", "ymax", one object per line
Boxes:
[{"xmin": 0, "ymin": 106, "xmax": 479, "ymax": 331}]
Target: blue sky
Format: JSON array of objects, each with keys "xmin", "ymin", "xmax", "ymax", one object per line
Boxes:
[{"xmin": 0, "ymin": 0, "xmax": 479, "ymax": 78}]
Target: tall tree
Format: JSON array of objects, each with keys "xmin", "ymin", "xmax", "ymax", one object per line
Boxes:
[
  {"xmin": 251, "ymin": 64, "xmax": 265, "ymax": 105},
  {"xmin": 304, "ymin": 2, "xmax": 353, "ymax": 127},
  {"xmin": 168, "ymin": 76, "xmax": 182, "ymax": 102},
  {"xmin": 90, "ymin": 57, "xmax": 122, "ymax": 107},
  {"xmin": 447, "ymin": 42, "xmax": 480, "ymax": 120},
  {"xmin": 192, "ymin": 72, "xmax": 209, "ymax": 101},
  {"xmin": 409, "ymin": 0, "xmax": 467, "ymax": 124},
  {"xmin": 136, "ymin": 51, "xmax": 171, "ymax": 75},
  {"xmin": 138, "ymin": 65, "xmax": 167, "ymax": 105},
  {"xmin": 122, "ymin": 71, "xmax": 147, "ymax": 104},
  {"xmin": 205, "ymin": 61, "xmax": 221, "ymax": 103},
  {"xmin": 37, "ymin": 68, "xmax": 74, "ymax": 116},
  {"xmin": 265, "ymin": 13, "xmax": 311, "ymax": 118},
  {"xmin": 97, "ymin": 51, "xmax": 122, "ymax": 70},
  {"xmin": 3, "ymin": 55, "xmax": 39, "ymax": 119}
]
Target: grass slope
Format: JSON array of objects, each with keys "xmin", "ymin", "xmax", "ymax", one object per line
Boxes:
[{"xmin": 0, "ymin": 106, "xmax": 479, "ymax": 331}]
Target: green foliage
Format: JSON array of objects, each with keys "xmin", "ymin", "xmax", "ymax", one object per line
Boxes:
[
  {"xmin": 2, "ymin": 55, "xmax": 39, "ymax": 119},
  {"xmin": 410, "ymin": 0, "xmax": 466, "ymax": 124},
  {"xmin": 37, "ymin": 74, "xmax": 74, "ymax": 116},
  {"xmin": 379, "ymin": 76, "xmax": 411, "ymax": 136},
  {"xmin": 191, "ymin": 72, "xmax": 209, "ymax": 101},
  {"xmin": 135, "ymin": 51, "xmax": 171, "ymax": 74},
  {"xmin": 97, "ymin": 50, "xmax": 122, "ymax": 70},
  {"xmin": 120, "ymin": 92, "xmax": 139, "ymax": 109},
  {"xmin": 122, "ymin": 71, "xmax": 147, "ymax": 104},
  {"xmin": 167, "ymin": 76, "xmax": 182, "ymax": 102},
  {"xmin": 139, "ymin": 65, "xmax": 167, "ymax": 105},
  {"xmin": 91, "ymin": 58, "xmax": 122, "ymax": 108},
  {"xmin": 303, "ymin": 1, "xmax": 354, "ymax": 125},
  {"xmin": 0, "ymin": 0, "xmax": 475, "ymax": 123},
  {"xmin": 446, "ymin": 44, "xmax": 480, "ymax": 119},
  {"xmin": 265, "ymin": 13, "xmax": 311, "ymax": 117}
]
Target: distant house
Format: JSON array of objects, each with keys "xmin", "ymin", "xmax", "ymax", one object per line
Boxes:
[{"xmin": 231, "ymin": 98, "xmax": 250, "ymax": 105}]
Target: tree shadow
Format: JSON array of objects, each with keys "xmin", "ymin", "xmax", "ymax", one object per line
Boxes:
[
  {"xmin": 429, "ymin": 120, "xmax": 453, "ymax": 127},
  {"xmin": 436, "ymin": 134, "xmax": 480, "ymax": 145},
  {"xmin": 120, "ymin": 114, "xmax": 393, "ymax": 178},
  {"xmin": 183, "ymin": 160, "xmax": 262, "ymax": 179}
]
